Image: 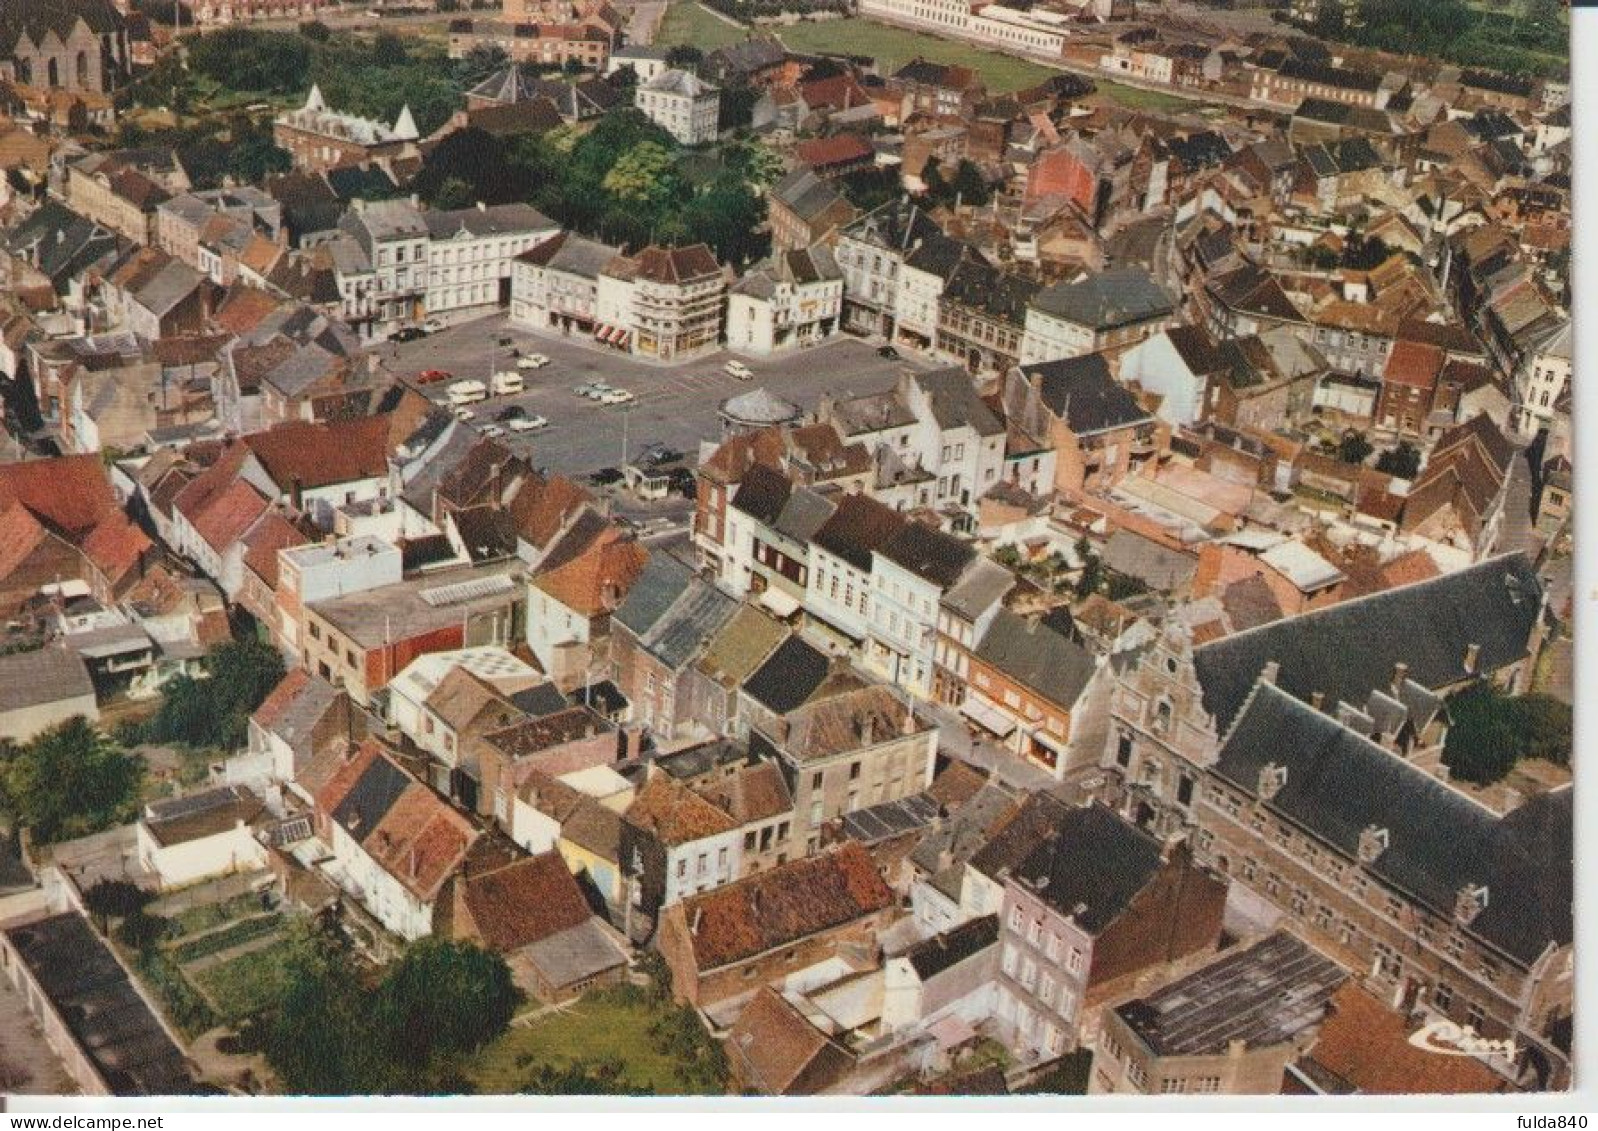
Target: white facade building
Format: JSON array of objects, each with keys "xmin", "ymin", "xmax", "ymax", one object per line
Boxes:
[
  {"xmin": 423, "ymin": 203, "xmax": 559, "ymax": 322},
  {"xmin": 725, "ymin": 246, "xmax": 843, "ymax": 356},
  {"xmin": 635, "ymin": 69, "xmax": 721, "ymax": 146}
]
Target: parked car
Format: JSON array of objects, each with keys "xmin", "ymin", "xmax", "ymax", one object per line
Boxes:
[
  {"xmin": 392, "ymin": 326, "xmax": 426, "ymax": 343},
  {"xmin": 454, "ymin": 407, "xmax": 476, "ymax": 421},
  {"xmin": 423, "ymin": 317, "xmax": 446, "ymax": 334},
  {"xmin": 724, "ymin": 360, "xmax": 753, "ymax": 381},
  {"xmin": 417, "ymin": 369, "xmax": 452, "ymax": 384},
  {"xmin": 642, "ymin": 444, "xmax": 684, "ymax": 467},
  {"xmin": 877, "ymin": 344, "xmax": 899, "ymax": 359},
  {"xmin": 481, "ymin": 424, "xmax": 506, "ymax": 438},
  {"xmin": 598, "ymin": 389, "xmax": 635, "ymax": 405},
  {"xmin": 517, "ymin": 353, "xmax": 550, "ymax": 370},
  {"xmin": 490, "ymin": 370, "xmax": 524, "ymax": 396},
  {"xmin": 668, "ymin": 467, "xmax": 697, "ymax": 496},
  {"xmin": 588, "ymin": 467, "xmax": 624, "ymax": 486},
  {"xmin": 495, "ymin": 405, "xmax": 528, "ymax": 422},
  {"xmin": 574, "ymin": 382, "xmax": 611, "ymax": 398},
  {"xmin": 508, "ymin": 415, "xmax": 548, "ymax": 432}
]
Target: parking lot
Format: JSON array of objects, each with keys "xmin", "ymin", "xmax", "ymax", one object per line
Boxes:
[{"xmin": 380, "ymin": 313, "xmax": 933, "ymax": 478}]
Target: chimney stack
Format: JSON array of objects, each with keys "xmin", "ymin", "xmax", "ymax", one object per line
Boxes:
[
  {"xmin": 1464, "ymin": 642, "xmax": 1481, "ymax": 674},
  {"xmin": 1391, "ymin": 661, "xmax": 1409, "ymax": 693}
]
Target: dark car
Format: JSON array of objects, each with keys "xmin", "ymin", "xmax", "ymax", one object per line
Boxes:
[
  {"xmin": 495, "ymin": 405, "xmax": 528, "ymax": 422},
  {"xmin": 642, "ymin": 444, "xmax": 684, "ymax": 467},
  {"xmin": 588, "ymin": 467, "xmax": 624, "ymax": 486},
  {"xmin": 668, "ymin": 467, "xmax": 697, "ymax": 496},
  {"xmin": 392, "ymin": 326, "xmax": 426, "ymax": 343},
  {"xmin": 877, "ymin": 344, "xmax": 899, "ymax": 359}
]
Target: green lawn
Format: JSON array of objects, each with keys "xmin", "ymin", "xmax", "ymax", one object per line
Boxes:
[
  {"xmin": 469, "ymin": 991, "xmax": 717, "ymax": 1096},
  {"xmin": 777, "ymin": 18, "xmax": 1056, "ymax": 91},
  {"xmin": 190, "ymin": 936, "xmax": 297, "ymax": 1023},
  {"xmin": 656, "ymin": 3, "xmax": 754, "ymax": 50},
  {"xmin": 1092, "ymin": 78, "xmax": 1199, "ymax": 113}
]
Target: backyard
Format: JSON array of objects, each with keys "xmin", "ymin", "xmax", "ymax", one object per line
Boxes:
[
  {"xmin": 469, "ymin": 986, "xmax": 727, "ymax": 1095},
  {"xmin": 121, "ymin": 877, "xmax": 301, "ymax": 1039}
]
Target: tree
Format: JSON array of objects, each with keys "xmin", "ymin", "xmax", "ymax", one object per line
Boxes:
[
  {"xmin": 665, "ymin": 45, "xmax": 704, "ymax": 70},
  {"xmin": 603, "ymin": 141, "xmax": 684, "ymax": 208},
  {"xmin": 412, "ymin": 129, "xmax": 520, "ymax": 207},
  {"xmin": 1442, "ymin": 682, "xmax": 1573, "ymax": 785},
  {"xmin": 145, "ymin": 635, "xmax": 286, "ymax": 750},
  {"xmin": 1074, "ymin": 537, "xmax": 1104, "ymax": 598},
  {"xmin": 372, "ymin": 33, "xmax": 410, "ymax": 67},
  {"xmin": 1376, "ymin": 441, "xmax": 1421, "ymax": 479},
  {"xmin": 118, "ymin": 910, "xmax": 169, "ymax": 951},
  {"xmin": 1337, "ymin": 430, "xmax": 1373, "ymax": 465},
  {"xmin": 373, "ymin": 939, "xmax": 519, "ymax": 1068},
  {"xmin": 453, "ymin": 43, "xmax": 508, "ymax": 89},
  {"xmin": 188, "ymin": 28, "xmax": 312, "ymax": 95},
  {"xmin": 299, "ymin": 19, "xmax": 332, "ymax": 41},
  {"xmin": 1, "ymin": 718, "xmax": 143, "ymax": 845},
  {"xmin": 950, "ymin": 159, "xmax": 991, "ymax": 207},
  {"xmin": 83, "ymin": 879, "xmax": 152, "ymax": 933}
]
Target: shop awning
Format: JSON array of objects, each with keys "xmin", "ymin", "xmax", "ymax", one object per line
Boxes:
[
  {"xmin": 757, "ymin": 586, "xmax": 801, "ymax": 618},
  {"xmin": 961, "ymin": 696, "xmax": 1017, "ymax": 739}
]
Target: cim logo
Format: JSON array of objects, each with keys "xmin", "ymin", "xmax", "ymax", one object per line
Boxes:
[{"xmin": 1407, "ymin": 1018, "xmax": 1518, "ymax": 1060}]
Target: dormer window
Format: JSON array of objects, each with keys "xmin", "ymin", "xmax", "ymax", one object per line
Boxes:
[
  {"xmin": 1257, "ymin": 763, "xmax": 1287, "ymax": 801},
  {"xmin": 1455, "ymin": 883, "xmax": 1489, "ymax": 925},
  {"xmin": 1358, "ymin": 824, "xmax": 1389, "ymax": 864}
]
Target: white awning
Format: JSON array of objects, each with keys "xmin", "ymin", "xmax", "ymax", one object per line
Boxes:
[
  {"xmin": 757, "ymin": 586, "xmax": 801, "ymax": 618},
  {"xmin": 961, "ymin": 696, "xmax": 1017, "ymax": 738}
]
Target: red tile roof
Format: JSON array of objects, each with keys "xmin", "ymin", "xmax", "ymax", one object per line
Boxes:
[
  {"xmin": 190, "ymin": 478, "xmax": 270, "ymax": 554},
  {"xmin": 0, "ymin": 503, "xmax": 48, "ymax": 582},
  {"xmin": 626, "ymin": 774, "xmax": 738, "ymax": 847},
  {"xmin": 81, "ymin": 513, "xmax": 152, "ymax": 587},
  {"xmin": 240, "ymin": 512, "xmax": 308, "ymax": 588},
  {"xmin": 795, "ymin": 133, "xmax": 874, "ymax": 170},
  {"xmin": 456, "ymin": 851, "xmax": 594, "ymax": 952},
  {"xmin": 1303, "ymin": 984, "xmax": 1514, "ymax": 1094},
  {"xmin": 1382, "ymin": 340, "xmax": 1446, "ymax": 391},
  {"xmin": 244, "ymin": 416, "xmax": 392, "ymax": 492},
  {"xmin": 509, "ymin": 474, "xmax": 591, "ymax": 551},
  {"xmin": 0, "ymin": 454, "xmax": 118, "ymax": 536},
  {"xmin": 675, "ymin": 842, "xmax": 892, "ymax": 971},
  {"xmin": 252, "ymin": 668, "xmax": 310, "ymax": 733},
  {"xmin": 533, "ymin": 528, "xmax": 647, "ymax": 616}
]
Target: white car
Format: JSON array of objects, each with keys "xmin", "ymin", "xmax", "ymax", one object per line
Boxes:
[
  {"xmin": 481, "ymin": 424, "xmax": 506, "ymax": 438},
  {"xmin": 423, "ymin": 318, "xmax": 446, "ymax": 334},
  {"xmin": 724, "ymin": 360, "xmax": 753, "ymax": 381},
  {"xmin": 454, "ymin": 407, "xmax": 475, "ymax": 421},
  {"xmin": 598, "ymin": 389, "xmax": 635, "ymax": 405},
  {"xmin": 508, "ymin": 415, "xmax": 549, "ymax": 432},
  {"xmin": 517, "ymin": 353, "xmax": 550, "ymax": 370}
]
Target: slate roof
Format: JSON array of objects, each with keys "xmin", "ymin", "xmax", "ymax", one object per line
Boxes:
[
  {"xmin": 1031, "ymin": 268, "xmax": 1172, "ymax": 330},
  {"xmin": 915, "ymin": 367, "xmax": 1004, "ymax": 436},
  {"xmin": 1, "ymin": 913, "xmax": 200, "ymax": 1096},
  {"xmin": 905, "ymin": 913, "xmax": 999, "ymax": 981},
  {"xmin": 1006, "ymin": 802, "xmax": 1167, "ymax": 935},
  {"xmin": 742, "ymin": 635, "xmax": 832, "ymax": 715},
  {"xmin": 1115, "ymin": 932, "xmax": 1346, "ymax": 1057},
  {"xmin": 771, "ymin": 166, "xmax": 849, "ymax": 224},
  {"xmin": 1024, "ymin": 353, "xmax": 1153, "ymax": 435},
  {"xmin": 1192, "ymin": 554, "xmax": 1543, "ymax": 733},
  {"xmin": 731, "ymin": 462, "xmax": 791, "ymax": 525},
  {"xmin": 617, "ymin": 555, "xmax": 738, "ymax": 671},
  {"xmin": 810, "ymin": 492, "xmax": 906, "ymax": 573},
  {"xmin": 974, "ymin": 609, "xmax": 1098, "ymax": 709},
  {"xmin": 838, "ymin": 792, "xmax": 940, "ymax": 844},
  {"xmin": 674, "ymin": 841, "xmax": 892, "ymax": 970},
  {"xmin": 1215, "ymin": 683, "xmax": 1571, "ymax": 966},
  {"xmin": 612, "ymin": 551, "xmax": 695, "ymax": 638},
  {"xmin": 877, "ymin": 521, "xmax": 975, "ymax": 589},
  {"xmin": 0, "ymin": 645, "xmax": 94, "ymax": 714}
]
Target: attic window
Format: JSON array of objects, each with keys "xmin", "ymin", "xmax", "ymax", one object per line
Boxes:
[
  {"xmin": 1257, "ymin": 763, "xmax": 1287, "ymax": 800},
  {"xmin": 1455, "ymin": 883, "xmax": 1490, "ymax": 925},
  {"xmin": 1357, "ymin": 824, "xmax": 1389, "ymax": 865}
]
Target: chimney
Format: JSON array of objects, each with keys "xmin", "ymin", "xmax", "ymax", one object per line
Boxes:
[
  {"xmin": 690, "ymin": 907, "xmax": 703, "ymax": 933},
  {"xmin": 1260, "ymin": 660, "xmax": 1280, "ymax": 685},
  {"xmin": 1391, "ymin": 661, "xmax": 1409, "ymax": 693},
  {"xmin": 1464, "ymin": 642, "xmax": 1481, "ymax": 674},
  {"xmin": 1310, "ymin": 690, "xmax": 1324, "ymax": 711}
]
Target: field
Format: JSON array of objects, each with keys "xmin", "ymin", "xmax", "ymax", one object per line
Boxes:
[
  {"xmin": 776, "ymin": 18, "xmax": 1058, "ymax": 91},
  {"xmin": 656, "ymin": 2, "xmax": 754, "ymax": 50},
  {"xmin": 1091, "ymin": 78, "xmax": 1202, "ymax": 113},
  {"xmin": 470, "ymin": 990, "xmax": 721, "ymax": 1096}
]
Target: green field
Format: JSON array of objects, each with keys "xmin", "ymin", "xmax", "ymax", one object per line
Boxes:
[
  {"xmin": 777, "ymin": 18, "xmax": 1057, "ymax": 91},
  {"xmin": 656, "ymin": 3, "xmax": 755, "ymax": 50},
  {"xmin": 191, "ymin": 937, "xmax": 297, "ymax": 1023},
  {"xmin": 1092, "ymin": 78, "xmax": 1200, "ymax": 113},
  {"xmin": 470, "ymin": 991, "xmax": 719, "ymax": 1096}
]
